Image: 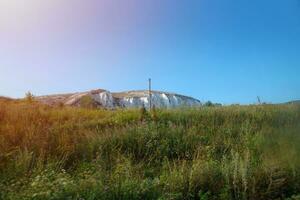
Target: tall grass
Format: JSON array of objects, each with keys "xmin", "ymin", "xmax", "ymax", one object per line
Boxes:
[{"xmin": 0, "ymin": 100, "xmax": 299, "ymax": 199}]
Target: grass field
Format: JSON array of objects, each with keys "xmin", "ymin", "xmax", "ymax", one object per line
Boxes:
[{"xmin": 0, "ymin": 99, "xmax": 300, "ymax": 199}]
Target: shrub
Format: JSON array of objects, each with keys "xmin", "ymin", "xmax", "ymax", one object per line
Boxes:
[
  {"xmin": 80, "ymin": 95, "xmax": 98, "ymax": 108},
  {"xmin": 25, "ymin": 91, "xmax": 34, "ymax": 103}
]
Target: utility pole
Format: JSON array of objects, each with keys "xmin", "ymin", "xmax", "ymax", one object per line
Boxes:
[
  {"xmin": 257, "ymin": 96, "xmax": 261, "ymax": 105},
  {"xmin": 148, "ymin": 78, "xmax": 152, "ymax": 110}
]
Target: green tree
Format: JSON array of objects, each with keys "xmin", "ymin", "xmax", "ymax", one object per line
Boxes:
[{"xmin": 204, "ymin": 101, "xmax": 213, "ymax": 107}]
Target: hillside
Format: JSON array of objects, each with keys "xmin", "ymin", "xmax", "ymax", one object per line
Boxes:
[
  {"xmin": 0, "ymin": 100, "xmax": 299, "ymax": 199},
  {"xmin": 286, "ymin": 100, "xmax": 300, "ymax": 105},
  {"xmin": 35, "ymin": 89, "xmax": 202, "ymax": 108},
  {"xmin": 0, "ymin": 96, "xmax": 13, "ymax": 102}
]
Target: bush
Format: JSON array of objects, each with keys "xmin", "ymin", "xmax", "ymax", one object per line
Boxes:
[
  {"xmin": 25, "ymin": 91, "xmax": 34, "ymax": 103},
  {"xmin": 80, "ymin": 95, "xmax": 98, "ymax": 108}
]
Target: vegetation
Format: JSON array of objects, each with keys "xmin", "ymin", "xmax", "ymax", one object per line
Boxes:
[
  {"xmin": 25, "ymin": 92, "xmax": 35, "ymax": 103},
  {"xmin": 79, "ymin": 95, "xmax": 99, "ymax": 109},
  {"xmin": 203, "ymin": 101, "xmax": 222, "ymax": 107},
  {"xmin": 0, "ymin": 99, "xmax": 299, "ymax": 200}
]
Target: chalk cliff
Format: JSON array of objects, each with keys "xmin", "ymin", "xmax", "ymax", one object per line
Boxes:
[{"xmin": 36, "ymin": 89, "xmax": 201, "ymax": 108}]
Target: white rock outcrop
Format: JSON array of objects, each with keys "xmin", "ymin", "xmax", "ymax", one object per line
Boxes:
[
  {"xmin": 114, "ymin": 90, "xmax": 201, "ymax": 108},
  {"xmin": 91, "ymin": 91, "xmax": 114, "ymax": 108}
]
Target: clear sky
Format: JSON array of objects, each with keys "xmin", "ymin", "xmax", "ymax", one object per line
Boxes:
[{"xmin": 0, "ymin": 0, "xmax": 299, "ymax": 104}]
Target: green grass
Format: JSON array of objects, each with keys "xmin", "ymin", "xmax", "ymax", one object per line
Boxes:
[{"xmin": 0, "ymin": 100, "xmax": 300, "ymax": 199}]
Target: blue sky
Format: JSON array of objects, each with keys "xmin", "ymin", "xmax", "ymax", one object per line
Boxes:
[{"xmin": 0, "ymin": 0, "xmax": 299, "ymax": 104}]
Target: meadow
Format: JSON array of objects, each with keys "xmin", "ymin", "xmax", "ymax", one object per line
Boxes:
[{"xmin": 0, "ymin": 98, "xmax": 299, "ymax": 200}]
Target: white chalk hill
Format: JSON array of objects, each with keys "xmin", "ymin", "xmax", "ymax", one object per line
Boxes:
[{"xmin": 36, "ymin": 89, "xmax": 201, "ymax": 108}]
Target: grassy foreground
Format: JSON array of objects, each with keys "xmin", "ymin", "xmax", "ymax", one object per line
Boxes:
[{"xmin": 0, "ymin": 100, "xmax": 300, "ymax": 200}]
